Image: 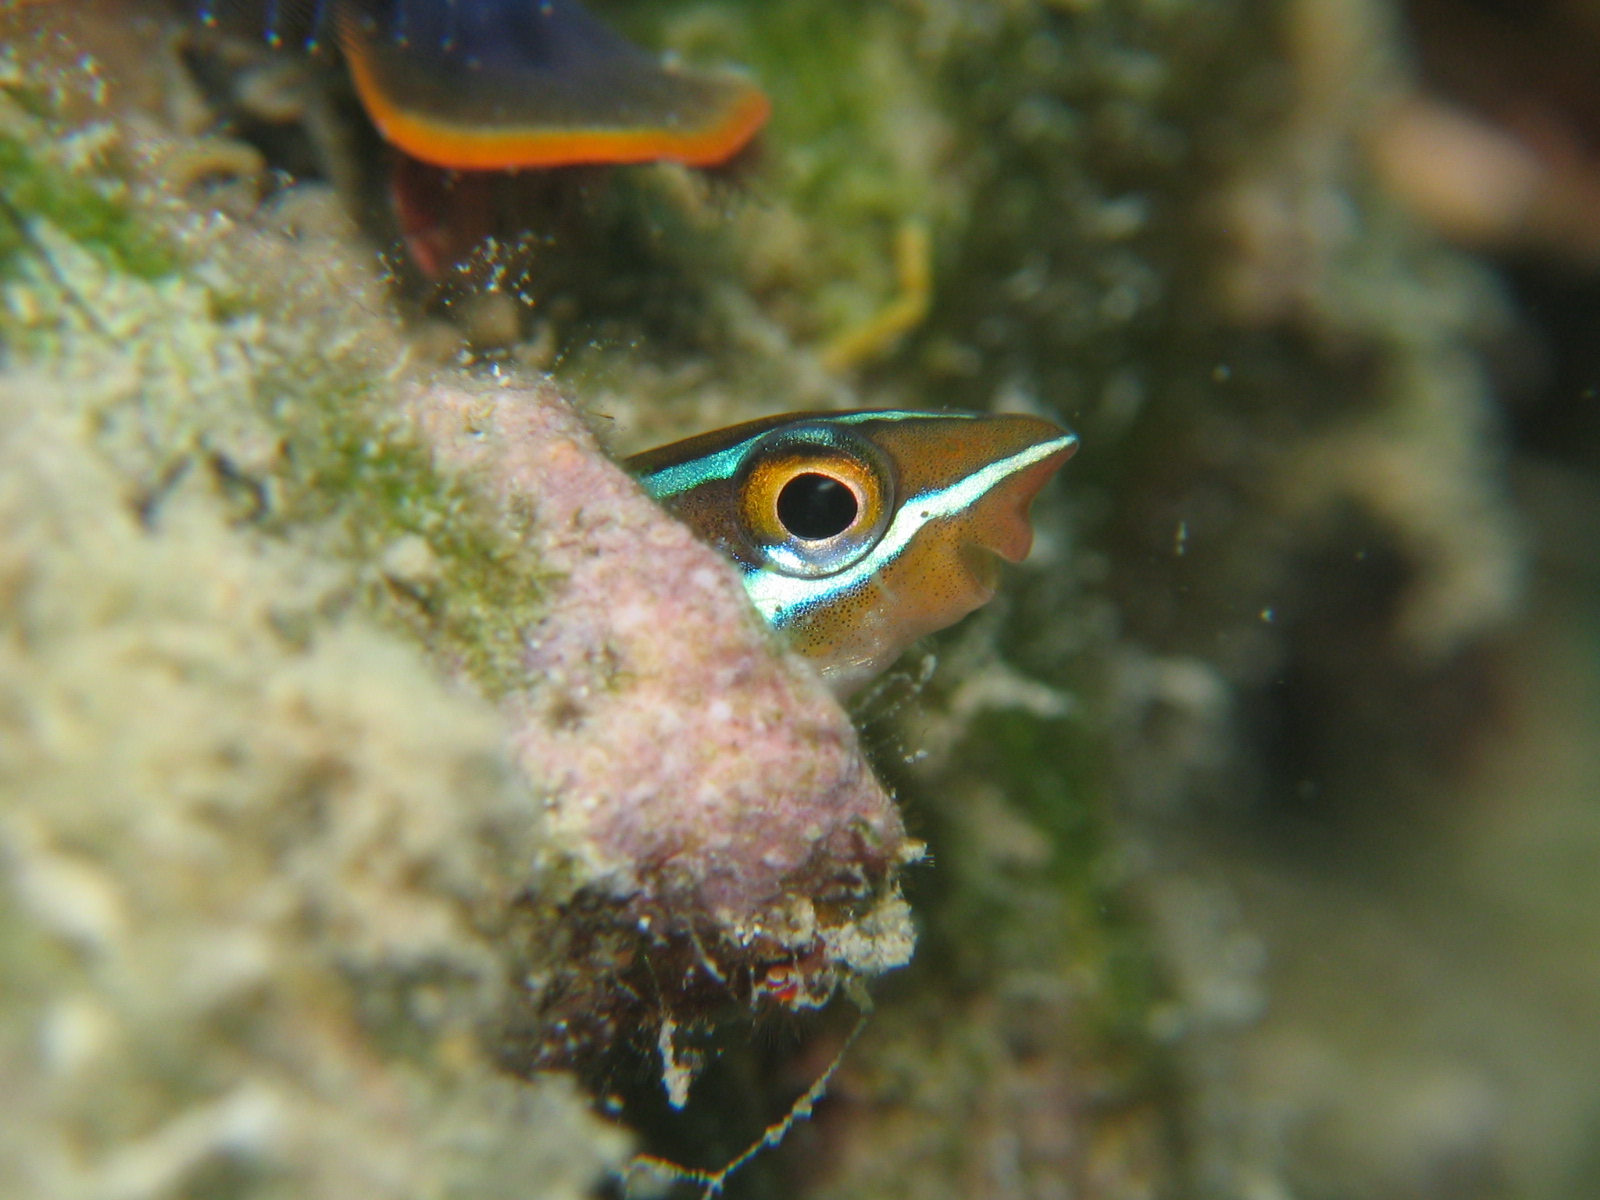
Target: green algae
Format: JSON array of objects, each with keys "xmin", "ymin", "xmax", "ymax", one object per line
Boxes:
[
  {"xmin": 937, "ymin": 708, "xmax": 1156, "ymax": 1002},
  {"xmin": 905, "ymin": 706, "xmax": 1168, "ymax": 1062},
  {"xmin": 0, "ymin": 78, "xmax": 551, "ymax": 698},
  {"xmin": 254, "ymin": 367, "xmax": 555, "ymax": 697},
  {"xmin": 0, "ymin": 133, "xmax": 176, "ymax": 283}
]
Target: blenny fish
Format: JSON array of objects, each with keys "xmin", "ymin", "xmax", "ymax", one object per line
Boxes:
[
  {"xmin": 630, "ymin": 411, "xmax": 1078, "ymax": 694},
  {"xmin": 193, "ymin": 0, "xmax": 770, "ymax": 170}
]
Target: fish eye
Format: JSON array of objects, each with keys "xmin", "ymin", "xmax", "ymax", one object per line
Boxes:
[
  {"xmin": 737, "ymin": 425, "xmax": 895, "ymax": 578},
  {"xmin": 776, "ymin": 473, "xmax": 859, "ymax": 541}
]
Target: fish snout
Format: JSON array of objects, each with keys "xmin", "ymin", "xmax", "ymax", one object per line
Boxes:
[{"xmin": 964, "ymin": 426, "xmax": 1078, "ymax": 565}]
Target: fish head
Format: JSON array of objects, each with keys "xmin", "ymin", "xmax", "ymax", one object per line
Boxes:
[{"xmin": 632, "ymin": 410, "xmax": 1077, "ymax": 694}]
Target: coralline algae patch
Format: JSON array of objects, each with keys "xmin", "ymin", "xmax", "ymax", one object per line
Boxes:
[{"xmin": 410, "ymin": 376, "xmax": 921, "ymax": 1078}]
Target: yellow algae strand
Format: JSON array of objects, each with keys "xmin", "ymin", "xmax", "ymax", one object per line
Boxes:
[{"xmin": 822, "ymin": 219, "xmax": 932, "ymax": 373}]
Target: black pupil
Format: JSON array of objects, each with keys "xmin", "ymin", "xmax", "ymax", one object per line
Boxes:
[{"xmin": 776, "ymin": 473, "xmax": 858, "ymax": 540}]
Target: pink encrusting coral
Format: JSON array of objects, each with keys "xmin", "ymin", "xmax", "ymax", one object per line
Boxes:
[{"xmin": 408, "ymin": 376, "xmax": 919, "ymax": 1091}]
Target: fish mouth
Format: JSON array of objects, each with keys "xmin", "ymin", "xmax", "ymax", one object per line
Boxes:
[{"xmin": 967, "ymin": 432, "xmax": 1078, "ymax": 565}]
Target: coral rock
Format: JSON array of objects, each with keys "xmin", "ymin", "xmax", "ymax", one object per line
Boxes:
[{"xmin": 409, "ymin": 377, "xmax": 920, "ymax": 1091}]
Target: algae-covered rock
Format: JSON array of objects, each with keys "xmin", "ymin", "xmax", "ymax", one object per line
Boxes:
[
  {"xmin": 409, "ymin": 375, "xmax": 919, "ymax": 1088},
  {"xmin": 1, "ymin": 3, "xmax": 920, "ymax": 1192},
  {"xmin": 0, "ymin": 362, "xmax": 624, "ymax": 1199},
  {"xmin": 0, "ymin": 24, "xmax": 627, "ymax": 1196}
]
